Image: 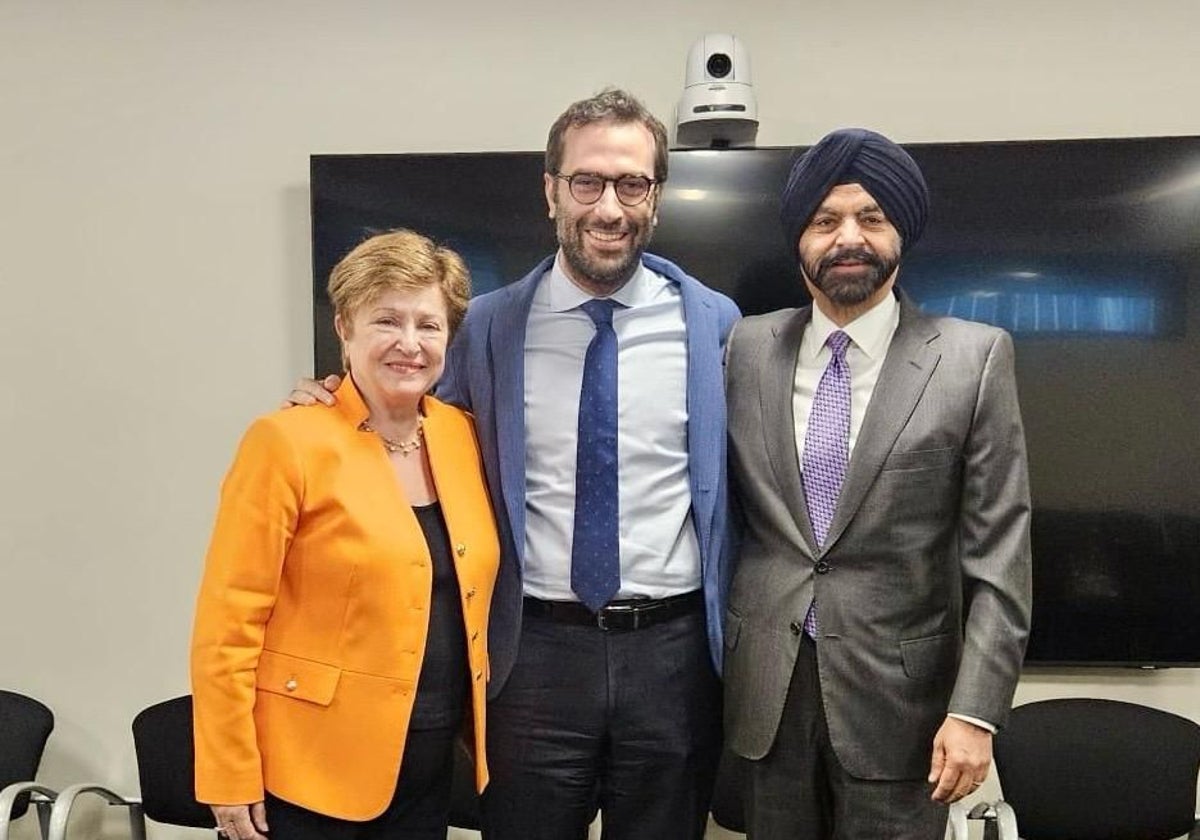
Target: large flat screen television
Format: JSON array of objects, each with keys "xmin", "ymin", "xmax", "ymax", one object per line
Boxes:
[{"xmin": 311, "ymin": 136, "xmax": 1200, "ymax": 667}]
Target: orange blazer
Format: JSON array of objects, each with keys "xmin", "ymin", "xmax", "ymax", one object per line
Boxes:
[{"xmin": 191, "ymin": 378, "xmax": 499, "ymax": 820}]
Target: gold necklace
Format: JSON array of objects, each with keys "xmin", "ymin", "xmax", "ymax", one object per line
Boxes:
[{"xmin": 361, "ymin": 417, "xmax": 424, "ymax": 456}]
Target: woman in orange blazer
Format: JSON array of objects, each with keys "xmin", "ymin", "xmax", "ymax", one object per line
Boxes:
[{"xmin": 191, "ymin": 230, "xmax": 499, "ymax": 840}]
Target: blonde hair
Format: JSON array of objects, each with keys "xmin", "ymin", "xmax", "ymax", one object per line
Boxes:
[{"xmin": 328, "ymin": 230, "xmax": 471, "ymax": 368}]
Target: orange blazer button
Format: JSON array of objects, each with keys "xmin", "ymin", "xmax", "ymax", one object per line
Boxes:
[{"xmin": 285, "ymin": 678, "xmax": 298, "ymax": 692}]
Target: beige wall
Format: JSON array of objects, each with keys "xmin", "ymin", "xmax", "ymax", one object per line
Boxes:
[{"xmin": 2, "ymin": 2, "xmax": 1197, "ymax": 838}]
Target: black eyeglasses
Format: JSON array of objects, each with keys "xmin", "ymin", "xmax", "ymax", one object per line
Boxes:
[{"xmin": 553, "ymin": 172, "xmax": 659, "ymax": 207}]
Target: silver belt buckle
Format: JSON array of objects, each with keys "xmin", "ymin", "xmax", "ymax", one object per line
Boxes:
[{"xmin": 596, "ymin": 602, "xmax": 636, "ymax": 631}]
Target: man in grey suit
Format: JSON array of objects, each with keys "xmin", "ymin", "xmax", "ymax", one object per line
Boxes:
[{"xmin": 723, "ymin": 128, "xmax": 1032, "ymax": 838}]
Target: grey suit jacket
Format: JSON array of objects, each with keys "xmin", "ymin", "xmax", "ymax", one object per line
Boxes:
[{"xmin": 723, "ymin": 292, "xmax": 1032, "ymax": 780}]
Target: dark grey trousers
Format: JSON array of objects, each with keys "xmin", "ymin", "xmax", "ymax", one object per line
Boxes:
[
  {"xmin": 481, "ymin": 608, "xmax": 722, "ymax": 840},
  {"xmin": 745, "ymin": 634, "xmax": 949, "ymax": 840}
]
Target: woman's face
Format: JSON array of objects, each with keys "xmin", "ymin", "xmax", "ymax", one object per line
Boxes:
[{"xmin": 335, "ymin": 284, "xmax": 449, "ymax": 411}]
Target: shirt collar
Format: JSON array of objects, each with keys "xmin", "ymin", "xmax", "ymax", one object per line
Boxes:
[
  {"xmin": 546, "ymin": 251, "xmax": 659, "ymax": 312},
  {"xmin": 806, "ymin": 288, "xmax": 900, "ymax": 360}
]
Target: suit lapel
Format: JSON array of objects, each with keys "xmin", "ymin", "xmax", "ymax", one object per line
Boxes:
[
  {"xmin": 824, "ymin": 296, "xmax": 941, "ymax": 548},
  {"xmin": 487, "ymin": 262, "xmax": 548, "ymax": 564},
  {"xmin": 677, "ymin": 271, "xmax": 720, "ymax": 545},
  {"xmin": 761, "ymin": 308, "xmax": 819, "ymax": 556}
]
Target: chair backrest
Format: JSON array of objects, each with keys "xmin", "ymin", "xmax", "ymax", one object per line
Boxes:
[
  {"xmin": 994, "ymin": 698, "xmax": 1200, "ymax": 840},
  {"xmin": 131, "ymin": 695, "xmax": 215, "ymax": 828},
  {"xmin": 134, "ymin": 695, "xmax": 484, "ymax": 831},
  {"xmin": 0, "ymin": 690, "xmax": 54, "ymax": 820}
]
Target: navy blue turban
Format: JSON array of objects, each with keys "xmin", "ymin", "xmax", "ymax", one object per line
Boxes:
[{"xmin": 780, "ymin": 128, "xmax": 929, "ymax": 251}]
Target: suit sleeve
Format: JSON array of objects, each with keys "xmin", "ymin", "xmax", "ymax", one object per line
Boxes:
[
  {"xmin": 190, "ymin": 417, "xmax": 302, "ymax": 804},
  {"xmin": 436, "ymin": 306, "xmax": 475, "ymax": 412},
  {"xmin": 948, "ymin": 330, "xmax": 1033, "ymax": 728}
]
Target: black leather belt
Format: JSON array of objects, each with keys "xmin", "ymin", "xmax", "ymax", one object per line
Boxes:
[{"xmin": 523, "ymin": 591, "xmax": 704, "ymax": 631}]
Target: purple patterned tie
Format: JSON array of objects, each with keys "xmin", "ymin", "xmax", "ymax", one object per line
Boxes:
[{"xmin": 801, "ymin": 330, "xmax": 852, "ymax": 636}]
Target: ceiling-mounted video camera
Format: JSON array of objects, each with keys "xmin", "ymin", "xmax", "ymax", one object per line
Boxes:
[{"xmin": 675, "ymin": 33, "xmax": 758, "ymax": 148}]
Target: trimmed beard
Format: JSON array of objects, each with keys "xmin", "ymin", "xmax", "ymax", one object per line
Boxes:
[
  {"xmin": 803, "ymin": 246, "xmax": 900, "ymax": 307},
  {"xmin": 554, "ymin": 196, "xmax": 654, "ymax": 294}
]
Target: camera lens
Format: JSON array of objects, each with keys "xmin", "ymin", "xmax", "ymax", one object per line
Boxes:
[{"xmin": 706, "ymin": 52, "xmax": 732, "ymax": 79}]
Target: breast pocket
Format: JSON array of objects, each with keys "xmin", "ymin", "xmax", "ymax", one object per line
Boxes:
[
  {"xmin": 877, "ymin": 447, "xmax": 961, "ymax": 530},
  {"xmin": 881, "ymin": 447, "xmax": 956, "ymax": 473}
]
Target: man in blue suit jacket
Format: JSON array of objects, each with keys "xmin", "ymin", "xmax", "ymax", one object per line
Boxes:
[
  {"xmin": 440, "ymin": 90, "xmax": 739, "ymax": 839},
  {"xmin": 289, "ymin": 89, "xmax": 737, "ymax": 839}
]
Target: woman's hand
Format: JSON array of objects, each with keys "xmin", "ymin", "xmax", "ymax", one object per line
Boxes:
[{"xmin": 210, "ymin": 802, "xmax": 269, "ymax": 840}]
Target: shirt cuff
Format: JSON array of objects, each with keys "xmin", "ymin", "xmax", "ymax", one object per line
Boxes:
[{"xmin": 948, "ymin": 712, "xmax": 997, "ymax": 734}]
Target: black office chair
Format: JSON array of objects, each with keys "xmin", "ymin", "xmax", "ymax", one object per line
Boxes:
[
  {"xmin": 46, "ymin": 695, "xmax": 211, "ymax": 840},
  {"xmin": 0, "ymin": 689, "xmax": 56, "ymax": 840},
  {"xmin": 131, "ymin": 696, "xmax": 215, "ymax": 829},
  {"xmin": 129, "ymin": 696, "xmax": 485, "ymax": 829},
  {"xmin": 49, "ymin": 694, "xmax": 483, "ymax": 838},
  {"xmin": 956, "ymin": 698, "xmax": 1200, "ymax": 840}
]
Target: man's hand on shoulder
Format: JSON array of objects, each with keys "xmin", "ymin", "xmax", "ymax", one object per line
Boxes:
[{"xmin": 281, "ymin": 374, "xmax": 341, "ymax": 409}]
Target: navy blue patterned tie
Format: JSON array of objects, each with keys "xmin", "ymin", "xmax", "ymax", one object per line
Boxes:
[
  {"xmin": 801, "ymin": 330, "xmax": 852, "ymax": 636},
  {"xmin": 571, "ymin": 299, "xmax": 621, "ymax": 612}
]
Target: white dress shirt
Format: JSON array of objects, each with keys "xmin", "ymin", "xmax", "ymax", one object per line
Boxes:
[
  {"xmin": 793, "ymin": 291, "xmax": 900, "ymax": 463},
  {"xmin": 521, "ymin": 254, "xmax": 701, "ymax": 602}
]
